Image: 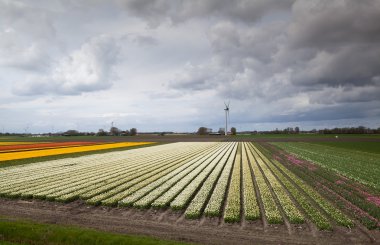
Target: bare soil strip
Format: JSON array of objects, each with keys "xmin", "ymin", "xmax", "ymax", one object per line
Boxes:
[{"xmin": 0, "ymin": 198, "xmax": 378, "ymax": 245}]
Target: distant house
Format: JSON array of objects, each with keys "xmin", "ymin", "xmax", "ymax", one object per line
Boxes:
[{"xmin": 209, "ymin": 132, "xmax": 221, "ymax": 135}]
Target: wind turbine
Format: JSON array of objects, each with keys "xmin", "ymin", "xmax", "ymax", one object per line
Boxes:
[{"xmin": 224, "ymin": 101, "xmax": 230, "ymax": 136}]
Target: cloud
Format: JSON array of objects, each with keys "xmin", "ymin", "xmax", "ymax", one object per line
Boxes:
[
  {"xmin": 166, "ymin": 0, "xmax": 380, "ymax": 123},
  {"xmin": 13, "ymin": 35, "xmax": 121, "ymax": 96},
  {"xmin": 132, "ymin": 35, "xmax": 158, "ymax": 46},
  {"xmin": 286, "ymin": 0, "xmax": 380, "ymax": 87},
  {"xmin": 120, "ymin": 0, "xmax": 294, "ymax": 26},
  {"xmin": 2, "ymin": 0, "xmax": 380, "ymax": 133},
  {"xmin": 169, "ymin": 62, "xmax": 226, "ymax": 91},
  {"xmin": 0, "ymin": 0, "xmax": 56, "ymax": 70}
]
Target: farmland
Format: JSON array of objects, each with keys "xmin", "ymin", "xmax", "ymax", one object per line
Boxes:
[
  {"xmin": 0, "ymin": 141, "xmax": 154, "ymax": 162},
  {"xmin": 0, "ymin": 139, "xmax": 379, "ymax": 244},
  {"xmin": 271, "ymin": 142, "xmax": 380, "ymax": 190}
]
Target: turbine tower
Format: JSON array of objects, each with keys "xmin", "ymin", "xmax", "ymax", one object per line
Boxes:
[{"xmin": 224, "ymin": 101, "xmax": 230, "ymax": 136}]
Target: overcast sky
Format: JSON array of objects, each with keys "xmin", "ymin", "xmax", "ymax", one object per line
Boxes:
[{"xmin": 1, "ymin": 0, "xmax": 380, "ymax": 133}]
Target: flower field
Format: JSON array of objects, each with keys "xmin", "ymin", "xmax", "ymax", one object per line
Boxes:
[
  {"xmin": 0, "ymin": 142, "xmax": 154, "ymax": 161},
  {"xmin": 263, "ymin": 142, "xmax": 380, "ymax": 229},
  {"xmin": 271, "ymin": 142, "xmax": 380, "ymax": 190},
  {"xmin": 0, "ymin": 141, "xmax": 361, "ymax": 231},
  {"xmin": 0, "ymin": 142, "xmax": 45, "ymax": 145},
  {"xmin": 0, "ymin": 141, "xmax": 100, "ymax": 152}
]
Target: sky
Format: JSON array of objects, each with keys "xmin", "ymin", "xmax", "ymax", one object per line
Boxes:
[{"xmin": 1, "ymin": 0, "xmax": 380, "ymax": 133}]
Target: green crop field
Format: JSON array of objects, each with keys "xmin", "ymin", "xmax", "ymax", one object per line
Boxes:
[
  {"xmin": 271, "ymin": 142, "xmax": 380, "ymax": 190},
  {"xmin": 263, "ymin": 141, "xmax": 380, "ymax": 229},
  {"xmin": 310, "ymin": 141, "xmax": 380, "ymax": 154}
]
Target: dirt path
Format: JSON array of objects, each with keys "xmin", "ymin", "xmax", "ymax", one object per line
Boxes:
[{"xmin": 0, "ymin": 198, "xmax": 378, "ymax": 244}]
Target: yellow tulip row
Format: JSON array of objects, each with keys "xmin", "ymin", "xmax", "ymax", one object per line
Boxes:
[{"xmin": 0, "ymin": 142, "xmax": 154, "ymax": 161}]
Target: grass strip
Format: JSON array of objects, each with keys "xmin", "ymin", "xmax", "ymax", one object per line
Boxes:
[{"xmin": 0, "ymin": 218, "xmax": 191, "ymax": 245}]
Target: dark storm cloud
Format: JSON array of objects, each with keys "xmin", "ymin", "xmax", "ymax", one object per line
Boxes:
[
  {"xmin": 287, "ymin": 0, "xmax": 380, "ymax": 87},
  {"xmin": 2, "ymin": 0, "xmax": 380, "ymax": 133},
  {"xmin": 121, "ymin": 0, "xmax": 294, "ymax": 26},
  {"xmin": 161, "ymin": 0, "xmax": 380, "ymax": 123},
  {"xmin": 262, "ymin": 102, "xmax": 380, "ymax": 123},
  {"xmin": 288, "ymin": 0, "xmax": 380, "ymax": 48}
]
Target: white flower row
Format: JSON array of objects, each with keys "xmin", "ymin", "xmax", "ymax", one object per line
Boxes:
[
  {"xmin": 241, "ymin": 143, "xmax": 260, "ymax": 221},
  {"xmin": 75, "ymin": 145, "xmax": 197, "ymax": 200},
  {"xmin": 185, "ymin": 143, "xmax": 237, "ymax": 218},
  {"xmin": 122, "ymin": 143, "xmax": 222, "ymax": 208},
  {"xmin": 203, "ymin": 143, "xmax": 237, "ymax": 217},
  {"xmin": 56, "ymin": 143, "xmax": 213, "ymax": 203},
  {"xmin": 0, "ymin": 143, "xmax": 215, "ymax": 202},
  {"xmin": 79, "ymin": 152, "xmax": 176, "ymax": 200},
  {"xmin": 0, "ymin": 143, "xmax": 177, "ymax": 189},
  {"xmin": 150, "ymin": 143, "xmax": 230, "ymax": 208},
  {"xmin": 89, "ymin": 143, "xmax": 219, "ymax": 206},
  {"xmin": 223, "ymin": 143, "xmax": 242, "ymax": 222},
  {"xmin": 0, "ymin": 143, "xmax": 160, "ymax": 181},
  {"xmin": 28, "ymin": 161, "xmax": 130, "ymax": 199},
  {"xmin": 170, "ymin": 143, "xmax": 234, "ymax": 210},
  {"xmin": 2, "ymin": 157, "xmax": 120, "ymax": 197},
  {"xmin": 85, "ymin": 147, "xmax": 203, "ymax": 205}
]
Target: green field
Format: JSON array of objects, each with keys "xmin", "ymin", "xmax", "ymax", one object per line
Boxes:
[
  {"xmin": 235, "ymin": 134, "xmax": 380, "ymax": 139},
  {"xmin": 271, "ymin": 142, "xmax": 380, "ymax": 190},
  {"xmin": 0, "ymin": 218, "xmax": 190, "ymax": 245},
  {"xmin": 311, "ymin": 141, "xmax": 380, "ymax": 154}
]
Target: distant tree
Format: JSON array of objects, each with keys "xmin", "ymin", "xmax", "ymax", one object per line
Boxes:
[
  {"xmin": 110, "ymin": 127, "xmax": 120, "ymax": 136},
  {"xmin": 64, "ymin": 130, "xmax": 79, "ymax": 136},
  {"xmin": 218, "ymin": 128, "xmax": 225, "ymax": 135},
  {"xmin": 97, "ymin": 129, "xmax": 107, "ymax": 136},
  {"xmin": 295, "ymin": 127, "xmax": 300, "ymax": 134},
  {"xmin": 197, "ymin": 127, "xmax": 208, "ymax": 135},
  {"xmin": 231, "ymin": 127, "xmax": 237, "ymax": 135},
  {"xmin": 130, "ymin": 128, "xmax": 137, "ymax": 136}
]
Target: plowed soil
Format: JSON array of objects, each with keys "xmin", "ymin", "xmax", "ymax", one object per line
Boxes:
[{"xmin": 0, "ymin": 198, "xmax": 379, "ymax": 244}]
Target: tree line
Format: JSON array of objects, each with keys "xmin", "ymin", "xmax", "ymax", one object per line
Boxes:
[
  {"xmin": 245, "ymin": 126, "xmax": 380, "ymax": 135},
  {"xmin": 197, "ymin": 127, "xmax": 237, "ymax": 135},
  {"xmin": 62, "ymin": 127, "xmax": 138, "ymax": 136}
]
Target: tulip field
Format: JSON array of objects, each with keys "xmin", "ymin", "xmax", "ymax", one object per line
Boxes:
[
  {"xmin": 263, "ymin": 141, "xmax": 380, "ymax": 230},
  {"xmin": 0, "ymin": 141, "xmax": 362, "ymax": 231},
  {"xmin": 0, "ymin": 141, "xmax": 153, "ymax": 161},
  {"xmin": 271, "ymin": 142, "xmax": 380, "ymax": 190}
]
